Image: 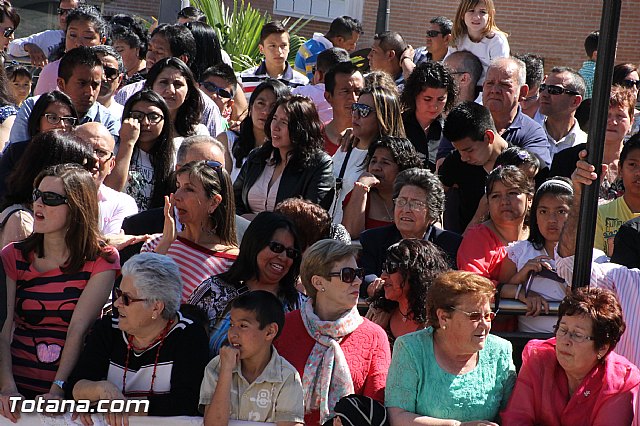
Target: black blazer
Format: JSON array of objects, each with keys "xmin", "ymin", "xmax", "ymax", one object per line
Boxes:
[
  {"xmin": 233, "ymin": 148, "xmax": 335, "ymax": 215},
  {"xmin": 360, "ymin": 224, "xmax": 463, "ymax": 283}
]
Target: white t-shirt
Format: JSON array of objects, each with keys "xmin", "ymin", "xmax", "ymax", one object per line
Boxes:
[{"xmin": 329, "ymin": 147, "xmax": 368, "ymax": 223}]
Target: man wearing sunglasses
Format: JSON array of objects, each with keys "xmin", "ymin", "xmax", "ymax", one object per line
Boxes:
[
  {"xmin": 539, "ymin": 67, "xmax": 587, "ymax": 160},
  {"xmin": 8, "ymin": 0, "xmax": 80, "ymax": 68},
  {"xmin": 401, "ymin": 16, "xmax": 452, "ymax": 79},
  {"xmin": 199, "ymin": 64, "xmax": 237, "ymax": 128},
  {"xmin": 75, "ymin": 122, "xmax": 138, "ymax": 236},
  {"xmin": 94, "ymin": 45, "xmax": 125, "ymax": 119}
]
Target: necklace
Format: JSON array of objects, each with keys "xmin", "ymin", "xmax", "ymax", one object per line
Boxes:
[
  {"xmin": 397, "ymin": 307, "xmax": 410, "ymax": 323},
  {"xmin": 122, "ymin": 318, "xmax": 174, "ymax": 395}
]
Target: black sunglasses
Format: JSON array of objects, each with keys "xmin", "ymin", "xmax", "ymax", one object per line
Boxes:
[
  {"xmin": 114, "ymin": 287, "xmax": 148, "ymax": 306},
  {"xmin": 268, "ymin": 241, "xmax": 300, "ymax": 259},
  {"xmin": 200, "ymin": 81, "xmax": 233, "ymax": 99},
  {"xmin": 426, "ymin": 30, "xmax": 443, "ymax": 38},
  {"xmin": 32, "ymin": 188, "xmax": 68, "ymax": 206},
  {"xmin": 2, "ymin": 27, "xmax": 14, "ymax": 38},
  {"xmin": 382, "ymin": 260, "xmax": 400, "ymax": 275},
  {"xmin": 622, "ymin": 79, "xmax": 640, "ymax": 89},
  {"xmin": 351, "ymin": 102, "xmax": 374, "ymax": 118},
  {"xmin": 327, "ymin": 267, "xmax": 365, "ymax": 283},
  {"xmin": 103, "ymin": 66, "xmax": 120, "ymax": 80},
  {"xmin": 540, "ymin": 83, "xmax": 580, "ymax": 96},
  {"xmin": 57, "ymin": 7, "xmax": 73, "ymax": 15}
]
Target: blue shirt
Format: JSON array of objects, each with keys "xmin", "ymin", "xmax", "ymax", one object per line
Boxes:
[
  {"xmin": 294, "ymin": 33, "xmax": 333, "ymax": 80},
  {"xmin": 8, "ymin": 96, "xmax": 121, "ymax": 145}
]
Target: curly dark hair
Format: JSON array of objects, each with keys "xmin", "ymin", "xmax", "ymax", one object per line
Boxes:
[
  {"xmin": 274, "ymin": 198, "xmax": 331, "ymax": 252},
  {"xmin": 232, "ymin": 79, "xmax": 290, "ymax": 169},
  {"xmin": 557, "ymin": 287, "xmax": 625, "ymax": 355},
  {"xmin": 259, "ymin": 95, "xmax": 324, "ymax": 169},
  {"xmin": 362, "ymin": 136, "xmax": 422, "ymax": 172},
  {"xmin": 370, "ymin": 239, "xmax": 450, "ymax": 323},
  {"xmin": 401, "ymin": 61, "xmax": 457, "ymax": 114},
  {"xmin": 145, "ymin": 57, "xmax": 203, "ymax": 138}
]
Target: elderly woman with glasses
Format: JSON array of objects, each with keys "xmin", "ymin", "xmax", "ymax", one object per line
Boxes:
[
  {"xmin": 141, "ymin": 160, "xmax": 238, "ymax": 303},
  {"xmin": 502, "ymin": 287, "xmax": 640, "ymax": 425},
  {"xmin": 274, "ymin": 239, "xmax": 391, "ymax": 425},
  {"xmin": 360, "ymin": 167, "xmax": 462, "ymax": 297},
  {"xmin": 386, "ymin": 270, "xmax": 516, "ymax": 425},
  {"xmin": 67, "ymin": 253, "xmax": 209, "ymax": 425}
]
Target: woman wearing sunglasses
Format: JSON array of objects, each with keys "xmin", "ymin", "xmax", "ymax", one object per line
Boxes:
[
  {"xmin": 219, "ymin": 78, "xmax": 290, "ymax": 182},
  {"xmin": 342, "ymin": 136, "xmax": 422, "ymax": 239},
  {"xmin": 0, "ymin": 164, "xmax": 118, "ymax": 420},
  {"xmin": 66, "ymin": 253, "xmax": 208, "ymax": 424},
  {"xmin": 234, "ymin": 95, "xmax": 335, "ymax": 218},
  {"xmin": 0, "ymin": 130, "xmax": 95, "ymax": 250},
  {"xmin": 146, "ymin": 57, "xmax": 208, "ymax": 145},
  {"xmin": 142, "ymin": 160, "xmax": 238, "ymax": 303},
  {"xmin": 330, "ymin": 84, "xmax": 404, "ymax": 224},
  {"xmin": 386, "ymin": 270, "xmax": 515, "ymax": 425},
  {"xmin": 107, "ymin": 89, "xmax": 173, "ymax": 210},
  {"xmin": 401, "ymin": 60, "xmax": 456, "ymax": 172},
  {"xmin": 502, "ymin": 287, "xmax": 639, "ymax": 425},
  {"xmin": 366, "ymin": 239, "xmax": 449, "ymax": 349},
  {"xmin": 0, "ymin": 0, "xmax": 19, "ymax": 66},
  {"xmin": 188, "ymin": 211, "xmax": 303, "ymax": 355},
  {"xmin": 274, "ymin": 239, "xmax": 391, "ymax": 426}
]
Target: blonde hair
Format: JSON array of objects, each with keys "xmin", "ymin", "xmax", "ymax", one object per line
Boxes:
[
  {"xmin": 451, "ymin": 0, "xmax": 503, "ymax": 46},
  {"xmin": 300, "ymin": 239, "xmax": 356, "ymax": 299}
]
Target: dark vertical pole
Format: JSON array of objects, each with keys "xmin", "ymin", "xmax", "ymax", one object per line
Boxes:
[
  {"xmin": 375, "ymin": 0, "xmax": 390, "ymax": 34},
  {"xmin": 572, "ymin": 0, "xmax": 622, "ymax": 289}
]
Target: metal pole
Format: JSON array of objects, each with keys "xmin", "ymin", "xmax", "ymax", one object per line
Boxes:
[
  {"xmin": 572, "ymin": 0, "xmax": 622, "ymax": 289},
  {"xmin": 375, "ymin": 0, "xmax": 390, "ymax": 34}
]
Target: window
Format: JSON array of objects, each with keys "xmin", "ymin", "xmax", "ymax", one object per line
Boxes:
[{"xmin": 273, "ymin": 0, "xmax": 362, "ymax": 22}]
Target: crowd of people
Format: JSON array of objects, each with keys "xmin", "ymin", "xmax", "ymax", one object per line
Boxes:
[{"xmin": 0, "ymin": 0, "xmax": 638, "ymax": 424}]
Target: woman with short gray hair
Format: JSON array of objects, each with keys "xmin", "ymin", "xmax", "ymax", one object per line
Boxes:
[
  {"xmin": 66, "ymin": 253, "xmax": 209, "ymax": 423},
  {"xmin": 360, "ymin": 167, "xmax": 462, "ymax": 297}
]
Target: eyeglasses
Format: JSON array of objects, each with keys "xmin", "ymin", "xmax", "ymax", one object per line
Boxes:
[
  {"xmin": 449, "ymin": 306, "xmax": 498, "ymax": 322},
  {"xmin": 200, "ymin": 81, "xmax": 233, "ymax": 99},
  {"xmin": 393, "ymin": 197, "xmax": 428, "ymax": 211},
  {"xmin": 94, "ymin": 147, "xmax": 114, "ymax": 161},
  {"xmin": 621, "ymin": 79, "xmax": 640, "ymax": 89},
  {"xmin": 268, "ymin": 241, "xmax": 300, "ymax": 259},
  {"xmin": 425, "ymin": 30, "xmax": 443, "ymax": 38},
  {"xmin": 114, "ymin": 287, "xmax": 148, "ymax": 306},
  {"xmin": 1, "ymin": 27, "xmax": 14, "ymax": 38},
  {"xmin": 382, "ymin": 260, "xmax": 400, "ymax": 275},
  {"xmin": 540, "ymin": 84, "xmax": 580, "ymax": 96},
  {"xmin": 130, "ymin": 111, "xmax": 164, "ymax": 124},
  {"xmin": 57, "ymin": 7, "xmax": 73, "ymax": 15},
  {"xmin": 32, "ymin": 188, "xmax": 68, "ymax": 206},
  {"xmin": 44, "ymin": 113, "xmax": 77, "ymax": 127},
  {"xmin": 351, "ymin": 102, "xmax": 374, "ymax": 118},
  {"xmin": 103, "ymin": 66, "xmax": 120, "ymax": 81},
  {"xmin": 554, "ymin": 325, "xmax": 594, "ymax": 343},
  {"xmin": 327, "ymin": 267, "xmax": 364, "ymax": 283}
]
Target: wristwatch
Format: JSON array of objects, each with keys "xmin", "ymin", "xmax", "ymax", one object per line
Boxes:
[{"xmin": 53, "ymin": 380, "xmax": 66, "ymax": 390}]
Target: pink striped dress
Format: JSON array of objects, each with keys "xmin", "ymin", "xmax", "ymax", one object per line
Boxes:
[{"xmin": 141, "ymin": 235, "xmax": 237, "ymax": 301}]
